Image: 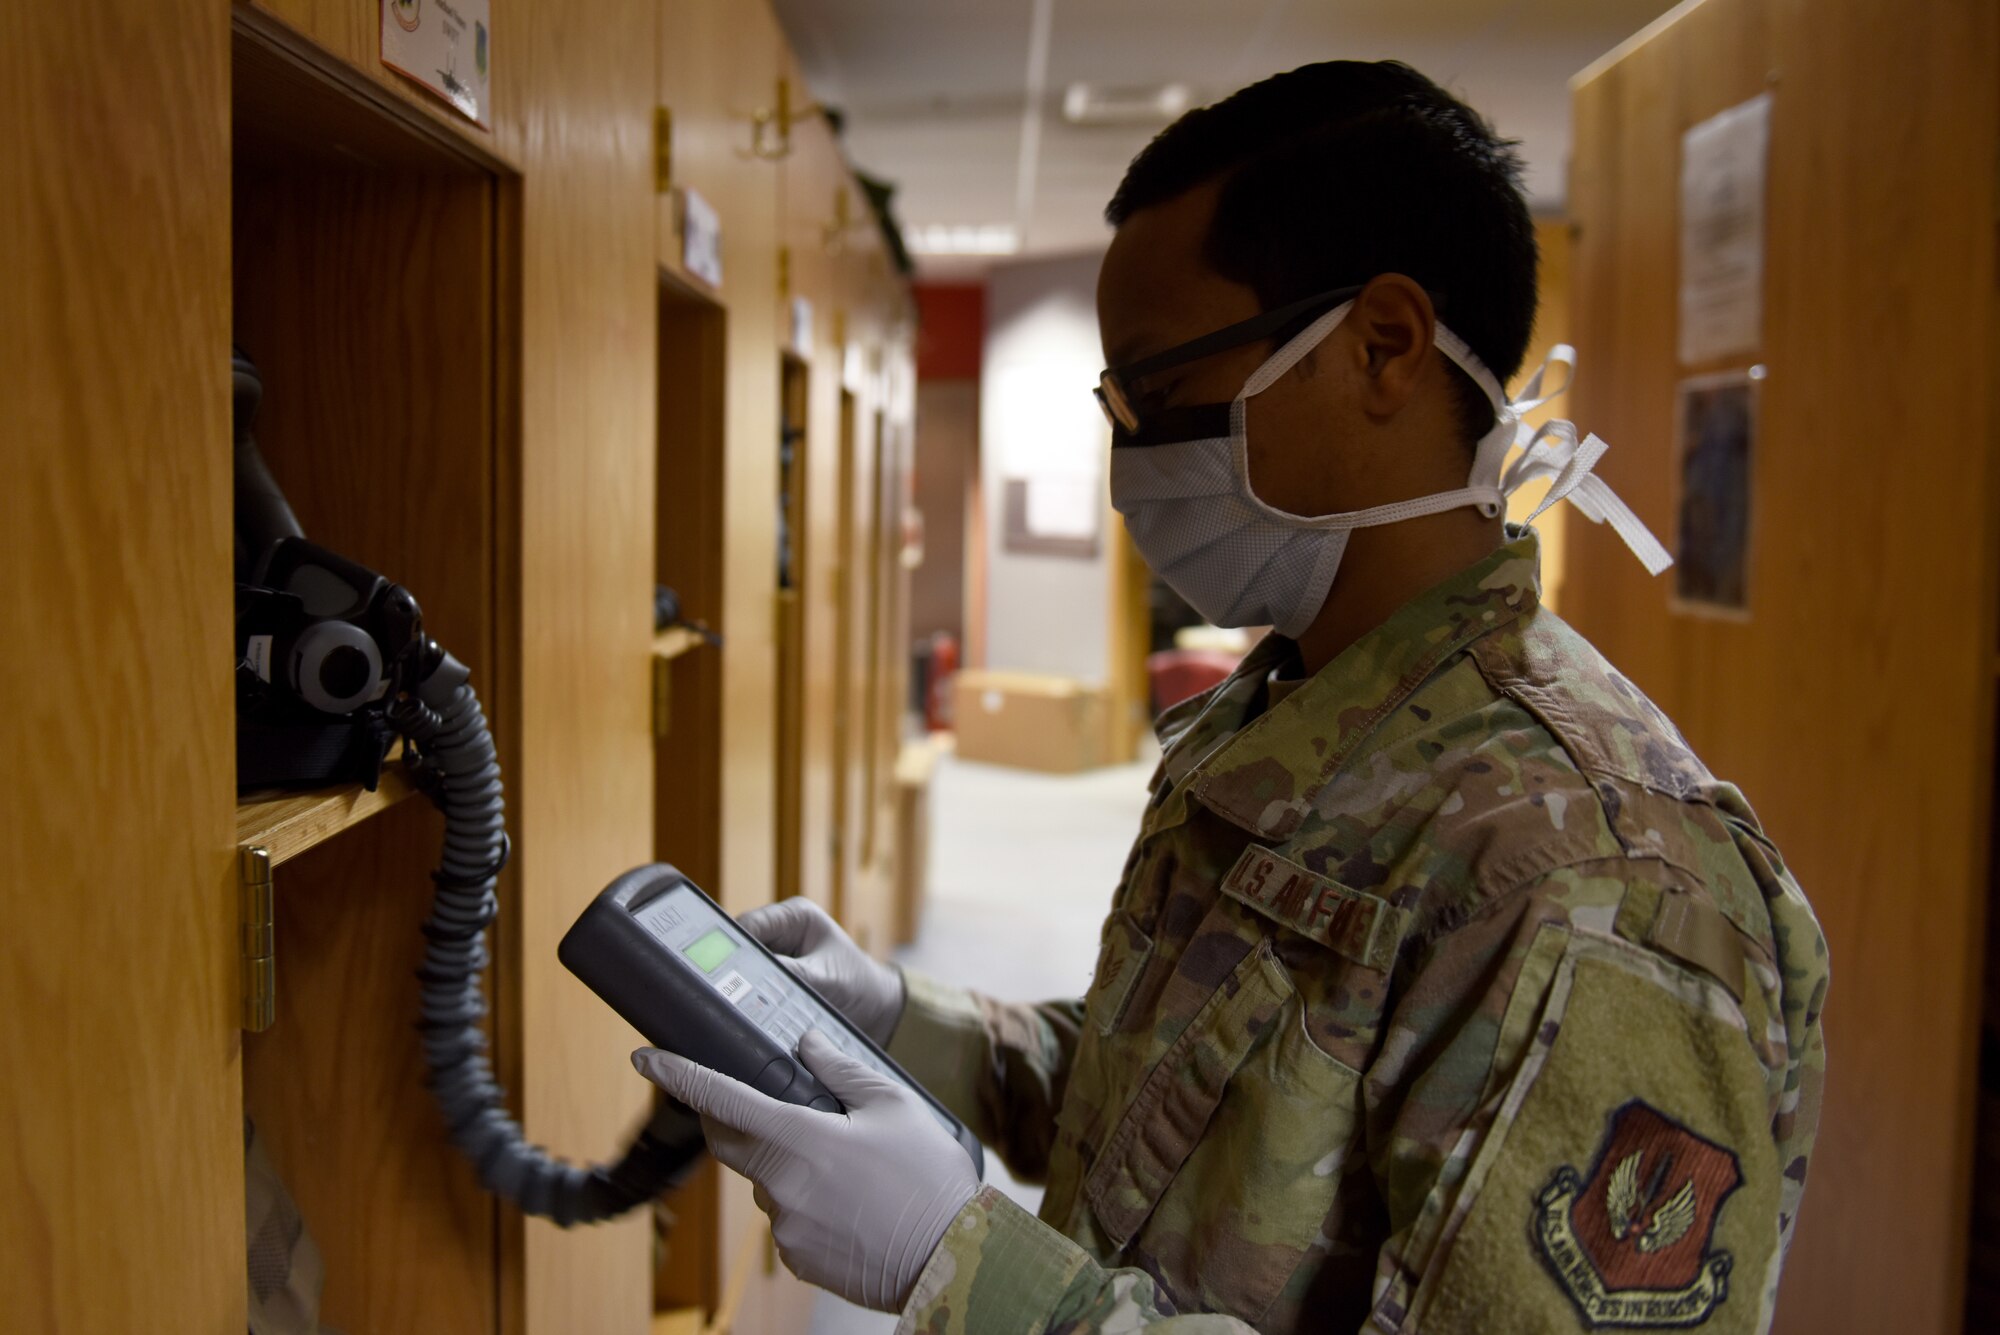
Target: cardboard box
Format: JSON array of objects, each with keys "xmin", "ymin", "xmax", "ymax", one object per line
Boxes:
[{"xmin": 951, "ymin": 670, "xmax": 1109, "ymax": 773}]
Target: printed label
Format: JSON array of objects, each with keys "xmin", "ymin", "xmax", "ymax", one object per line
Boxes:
[
  {"xmin": 246, "ymin": 634, "xmax": 273, "ymax": 682},
  {"xmin": 713, "ymin": 970, "xmax": 753, "ymax": 1007},
  {"xmin": 1219, "ymin": 846, "xmax": 1401, "ymax": 969}
]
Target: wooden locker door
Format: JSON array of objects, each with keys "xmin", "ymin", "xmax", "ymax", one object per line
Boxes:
[
  {"xmin": 775, "ymin": 352, "xmax": 811, "ymax": 906},
  {"xmin": 787, "ymin": 103, "xmax": 853, "ymax": 921},
  {"xmin": 1, "ymin": 2, "xmax": 243, "ymax": 1331},
  {"xmin": 830, "ymin": 385, "xmax": 862, "ymax": 927},
  {"xmin": 1565, "ymin": 1, "xmax": 2000, "ymax": 1330}
]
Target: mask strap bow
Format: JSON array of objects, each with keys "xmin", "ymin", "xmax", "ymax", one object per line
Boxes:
[{"xmin": 1495, "ymin": 346, "xmax": 1673, "ymax": 577}]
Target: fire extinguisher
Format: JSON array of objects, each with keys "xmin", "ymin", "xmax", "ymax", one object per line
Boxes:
[{"xmin": 925, "ymin": 631, "xmax": 958, "ymax": 732}]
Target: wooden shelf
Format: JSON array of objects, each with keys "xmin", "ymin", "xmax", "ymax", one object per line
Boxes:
[
  {"xmin": 236, "ymin": 747, "xmax": 416, "ymax": 866},
  {"xmin": 654, "ymin": 626, "xmax": 708, "ymax": 662},
  {"xmin": 652, "ymin": 1311, "xmax": 704, "ymax": 1335}
]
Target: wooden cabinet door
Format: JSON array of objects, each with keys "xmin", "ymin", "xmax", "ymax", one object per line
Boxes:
[
  {"xmin": 1566, "ymin": 2, "xmax": 2000, "ymax": 1330},
  {"xmin": 1, "ymin": 3, "xmax": 243, "ymax": 1331}
]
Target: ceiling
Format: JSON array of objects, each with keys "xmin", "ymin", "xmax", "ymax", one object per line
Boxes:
[{"xmin": 771, "ymin": 0, "xmax": 1682, "ymax": 277}]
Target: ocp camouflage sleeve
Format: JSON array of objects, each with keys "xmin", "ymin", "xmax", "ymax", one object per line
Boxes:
[
  {"xmin": 889, "ymin": 969, "xmax": 1086, "ymax": 1183},
  {"xmin": 896, "ymin": 1187, "xmax": 1259, "ymax": 1335},
  {"xmin": 1358, "ymin": 861, "xmax": 1823, "ymax": 1333}
]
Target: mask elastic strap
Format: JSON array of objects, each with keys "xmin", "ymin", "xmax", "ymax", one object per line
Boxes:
[
  {"xmin": 1242, "ymin": 301, "xmax": 1515, "ymax": 410},
  {"xmin": 1432, "ymin": 321, "xmax": 1509, "ymax": 410},
  {"xmin": 1238, "ymin": 300, "xmax": 1356, "ymax": 399},
  {"xmin": 1505, "ymin": 344, "xmax": 1576, "ymax": 417}
]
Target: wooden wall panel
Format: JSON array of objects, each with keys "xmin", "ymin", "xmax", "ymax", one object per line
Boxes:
[
  {"xmin": 490, "ymin": 0, "xmax": 662, "ymax": 1329},
  {"xmin": 840, "ymin": 300, "xmax": 900, "ymax": 958},
  {"xmin": 658, "ymin": 6, "xmax": 822, "ymax": 1330},
  {"xmin": 658, "ymin": 0, "xmax": 784, "ymax": 922},
  {"xmin": 1565, "ymin": 1, "xmax": 2000, "ymax": 1330},
  {"xmin": 0, "ymin": 3, "xmax": 242, "ymax": 1331},
  {"xmin": 870, "ymin": 342, "xmax": 919, "ymax": 930},
  {"xmin": 787, "ymin": 102, "xmax": 853, "ymax": 918}
]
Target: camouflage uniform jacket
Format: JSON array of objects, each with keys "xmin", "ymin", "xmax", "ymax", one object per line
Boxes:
[{"xmin": 889, "ymin": 531, "xmax": 1828, "ymax": 1335}]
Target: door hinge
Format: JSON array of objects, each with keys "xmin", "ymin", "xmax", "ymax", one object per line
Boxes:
[
  {"xmin": 240, "ymin": 845, "xmax": 276, "ymax": 1032},
  {"xmin": 777, "ymin": 244, "xmax": 792, "ymax": 302},
  {"xmin": 654, "ymin": 105, "xmax": 673, "ymax": 194}
]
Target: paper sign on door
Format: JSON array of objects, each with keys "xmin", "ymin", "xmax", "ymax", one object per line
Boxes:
[{"xmin": 382, "ymin": 0, "xmax": 491, "ymax": 129}]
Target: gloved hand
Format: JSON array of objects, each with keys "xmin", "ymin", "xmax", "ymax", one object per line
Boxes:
[
  {"xmin": 738, "ymin": 898, "xmax": 905, "ymax": 1044},
  {"xmin": 633, "ymin": 1032, "xmax": 978, "ymax": 1312}
]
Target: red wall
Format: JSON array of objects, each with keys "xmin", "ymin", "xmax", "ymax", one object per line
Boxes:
[{"xmin": 914, "ymin": 283, "xmax": 984, "ymax": 381}]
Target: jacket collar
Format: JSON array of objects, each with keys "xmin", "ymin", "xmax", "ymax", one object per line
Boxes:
[{"xmin": 1184, "ymin": 529, "xmax": 1544, "ymax": 839}]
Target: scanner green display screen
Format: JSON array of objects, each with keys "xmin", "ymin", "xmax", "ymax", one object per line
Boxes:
[{"xmin": 685, "ymin": 929, "xmax": 736, "ymax": 974}]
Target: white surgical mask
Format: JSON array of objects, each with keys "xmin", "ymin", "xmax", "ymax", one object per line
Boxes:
[{"xmin": 1109, "ymin": 300, "xmax": 1670, "ymax": 637}]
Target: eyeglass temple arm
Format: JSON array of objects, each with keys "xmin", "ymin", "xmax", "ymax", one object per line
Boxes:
[{"xmin": 1111, "ymin": 284, "xmax": 1365, "ymax": 384}]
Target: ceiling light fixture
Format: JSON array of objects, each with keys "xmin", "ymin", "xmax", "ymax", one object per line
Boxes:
[
  {"xmin": 1061, "ymin": 82, "xmax": 1194, "ymax": 125},
  {"xmin": 908, "ymin": 224, "xmax": 1022, "ymax": 256}
]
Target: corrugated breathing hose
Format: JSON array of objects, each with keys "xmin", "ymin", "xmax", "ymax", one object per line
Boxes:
[{"xmin": 389, "ymin": 646, "xmax": 702, "ymax": 1225}]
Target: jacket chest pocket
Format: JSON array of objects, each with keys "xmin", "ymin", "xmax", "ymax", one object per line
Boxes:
[
  {"xmin": 1082, "ymin": 924, "xmax": 1293, "ymax": 1241},
  {"xmin": 1082, "ymin": 897, "xmax": 1382, "ymax": 1328}
]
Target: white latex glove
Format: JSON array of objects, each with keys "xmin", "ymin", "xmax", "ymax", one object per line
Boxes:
[
  {"xmin": 738, "ymin": 898, "xmax": 904, "ymax": 1044},
  {"xmin": 633, "ymin": 1031, "xmax": 978, "ymax": 1312}
]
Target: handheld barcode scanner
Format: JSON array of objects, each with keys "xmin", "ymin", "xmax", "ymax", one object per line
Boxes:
[{"xmin": 560, "ymin": 866, "xmax": 985, "ymax": 1173}]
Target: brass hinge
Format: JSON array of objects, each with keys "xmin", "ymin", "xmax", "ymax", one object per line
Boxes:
[
  {"xmin": 240, "ymin": 845, "xmax": 276, "ymax": 1032},
  {"xmin": 653, "ymin": 652, "xmax": 673, "ymax": 738},
  {"xmin": 741, "ymin": 76, "xmax": 816, "ymax": 162},
  {"xmin": 654, "ymin": 105, "xmax": 673, "ymax": 194},
  {"xmin": 777, "ymin": 243, "xmax": 792, "ymax": 301}
]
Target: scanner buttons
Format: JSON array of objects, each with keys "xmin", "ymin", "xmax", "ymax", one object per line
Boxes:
[{"xmin": 754, "ymin": 1057, "xmax": 798, "ymax": 1098}]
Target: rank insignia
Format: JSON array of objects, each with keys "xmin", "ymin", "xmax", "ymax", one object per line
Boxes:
[{"xmin": 1533, "ymin": 1100, "xmax": 1742, "ymax": 1328}]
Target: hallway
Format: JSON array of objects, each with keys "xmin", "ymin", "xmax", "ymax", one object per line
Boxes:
[{"xmin": 811, "ymin": 746, "xmax": 1159, "ymax": 1334}]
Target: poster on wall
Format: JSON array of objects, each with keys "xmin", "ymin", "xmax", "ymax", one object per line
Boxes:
[
  {"xmin": 1671, "ymin": 368, "xmax": 1762, "ymax": 617},
  {"xmin": 1003, "ymin": 475, "xmax": 1101, "ymax": 559},
  {"xmin": 381, "ymin": 0, "xmax": 491, "ymax": 128},
  {"xmin": 988, "ymin": 354, "xmax": 1108, "ymax": 560},
  {"xmin": 1678, "ymin": 92, "xmax": 1772, "ymax": 365}
]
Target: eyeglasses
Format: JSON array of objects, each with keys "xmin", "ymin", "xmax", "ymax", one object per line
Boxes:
[{"xmin": 1094, "ymin": 284, "xmax": 1366, "ymax": 438}]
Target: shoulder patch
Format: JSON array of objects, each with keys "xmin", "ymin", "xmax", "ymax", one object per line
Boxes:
[
  {"xmin": 1533, "ymin": 1100, "xmax": 1743, "ymax": 1328},
  {"xmin": 1219, "ymin": 845, "xmax": 1403, "ymax": 969}
]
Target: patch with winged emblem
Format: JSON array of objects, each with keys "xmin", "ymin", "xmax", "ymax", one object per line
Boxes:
[{"xmin": 1533, "ymin": 1100, "xmax": 1743, "ymax": 1328}]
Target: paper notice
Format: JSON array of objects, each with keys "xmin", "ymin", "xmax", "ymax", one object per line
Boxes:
[
  {"xmin": 382, "ymin": 0, "xmax": 491, "ymax": 128},
  {"xmin": 1679, "ymin": 93, "xmax": 1772, "ymax": 365},
  {"xmin": 680, "ymin": 186, "xmax": 725, "ymax": 289},
  {"xmin": 1023, "ymin": 475, "xmax": 1100, "ymax": 541}
]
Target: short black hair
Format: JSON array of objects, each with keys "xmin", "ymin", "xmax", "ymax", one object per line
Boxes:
[{"xmin": 1107, "ymin": 61, "xmax": 1537, "ymax": 443}]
